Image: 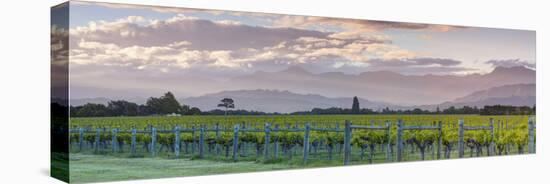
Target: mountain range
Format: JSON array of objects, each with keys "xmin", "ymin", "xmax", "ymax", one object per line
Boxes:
[
  {"xmin": 425, "ymin": 83, "xmax": 535, "ymax": 110},
  {"xmin": 69, "ymin": 66, "xmax": 535, "ymax": 112},
  {"xmin": 227, "ymin": 66, "xmax": 534, "ymax": 105},
  {"xmin": 181, "ymin": 89, "xmax": 399, "ymax": 113},
  {"xmin": 70, "ymin": 83, "xmax": 535, "ymax": 113}
]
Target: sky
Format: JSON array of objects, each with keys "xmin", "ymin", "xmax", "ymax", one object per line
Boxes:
[{"xmin": 61, "ymin": 1, "xmax": 536, "ymax": 99}]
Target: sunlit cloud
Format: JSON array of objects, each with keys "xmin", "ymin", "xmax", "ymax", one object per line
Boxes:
[
  {"xmin": 485, "ymin": 59, "xmax": 535, "ymax": 69},
  {"xmin": 69, "ymin": 14, "xmax": 439, "ymax": 75}
]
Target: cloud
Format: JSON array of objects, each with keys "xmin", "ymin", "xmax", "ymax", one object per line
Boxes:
[
  {"xmin": 71, "ymin": 1, "xmax": 279, "ymax": 18},
  {"xmin": 72, "ymin": 1, "xmax": 199, "ymax": 14},
  {"xmin": 368, "ymin": 57, "xmax": 462, "ymax": 68},
  {"xmin": 365, "ymin": 44, "xmax": 417, "ymax": 60},
  {"xmin": 485, "ymin": 59, "xmax": 535, "ymax": 69},
  {"xmin": 70, "ymin": 14, "xmax": 328, "ymax": 51},
  {"xmin": 69, "ymin": 14, "xmax": 422, "ymax": 75},
  {"xmin": 72, "ymin": 39, "xmax": 206, "ymax": 69},
  {"xmin": 343, "ymin": 57, "xmax": 473, "ymax": 75},
  {"xmin": 51, "ymin": 25, "xmax": 69, "ymax": 65},
  {"xmin": 378, "ymin": 66, "xmax": 476, "ymax": 75},
  {"xmin": 272, "ymin": 15, "xmax": 464, "ymax": 39}
]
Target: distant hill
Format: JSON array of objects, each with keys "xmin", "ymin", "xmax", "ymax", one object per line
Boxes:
[
  {"xmin": 452, "ymin": 83, "xmax": 535, "ymax": 103},
  {"xmin": 229, "ymin": 66, "xmax": 535, "ymax": 105},
  {"xmin": 419, "ymin": 83, "xmax": 535, "ymax": 110},
  {"xmin": 180, "ymin": 89, "xmax": 396, "ymax": 113},
  {"xmin": 69, "ymin": 66, "xmax": 535, "ymax": 111},
  {"xmin": 70, "ymin": 97, "xmax": 147, "ymax": 106},
  {"xmin": 70, "ymin": 97, "xmax": 111, "ymax": 106},
  {"xmin": 69, "ymin": 66, "xmax": 535, "ymax": 107},
  {"xmin": 71, "ymin": 83, "xmax": 535, "ymax": 113}
]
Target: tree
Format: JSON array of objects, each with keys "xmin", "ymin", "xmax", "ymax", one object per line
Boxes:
[
  {"xmin": 107, "ymin": 100, "xmax": 138, "ymax": 116},
  {"xmin": 160, "ymin": 92, "xmax": 182, "ymax": 114},
  {"xmin": 351, "ymin": 96, "xmax": 360, "ymax": 114},
  {"xmin": 75, "ymin": 103, "xmax": 110, "ymax": 117},
  {"xmin": 217, "ymin": 98, "xmax": 235, "ymax": 116},
  {"xmin": 137, "ymin": 104, "xmax": 153, "ymax": 116},
  {"xmin": 480, "ymin": 105, "xmax": 534, "ymax": 115},
  {"xmin": 181, "ymin": 104, "xmax": 190, "ymax": 114},
  {"xmin": 146, "ymin": 97, "xmax": 163, "ymax": 114},
  {"xmin": 188, "ymin": 107, "xmax": 202, "ymax": 115},
  {"xmin": 146, "ymin": 92, "xmax": 182, "ymax": 115},
  {"xmin": 411, "ymin": 108, "xmax": 424, "ymax": 114}
]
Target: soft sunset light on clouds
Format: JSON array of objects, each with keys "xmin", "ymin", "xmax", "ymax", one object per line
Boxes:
[
  {"xmin": 66, "ymin": 1, "xmax": 535, "ymax": 79},
  {"xmin": 68, "ymin": 13, "xmax": 424, "ymax": 74},
  {"xmin": 55, "ymin": 1, "xmax": 537, "ymax": 100}
]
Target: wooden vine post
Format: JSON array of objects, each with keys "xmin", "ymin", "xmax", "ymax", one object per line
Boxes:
[
  {"xmin": 199, "ymin": 125, "xmax": 205, "ymax": 158},
  {"xmin": 274, "ymin": 124, "xmax": 279, "ymax": 159},
  {"xmin": 174, "ymin": 126, "xmax": 181, "ymax": 158},
  {"xmin": 232, "ymin": 124, "xmax": 240, "ymax": 162},
  {"xmin": 94, "ymin": 128, "xmax": 100, "ymax": 153},
  {"xmin": 437, "ymin": 121, "xmax": 442, "ymax": 159},
  {"xmin": 111, "ymin": 128, "xmax": 118, "ymax": 153},
  {"xmin": 264, "ymin": 123, "xmax": 271, "ymax": 160},
  {"xmin": 385, "ymin": 121, "xmax": 392, "ymax": 162},
  {"xmin": 215, "ymin": 123, "xmax": 221, "ymax": 156},
  {"xmin": 78, "ymin": 128, "xmax": 84, "ymax": 151},
  {"xmin": 396, "ymin": 120, "xmax": 404, "ymax": 162},
  {"xmin": 191, "ymin": 125, "xmax": 196, "ymax": 154},
  {"xmin": 343, "ymin": 120, "xmax": 352, "ymax": 165},
  {"xmin": 131, "ymin": 128, "xmax": 136, "ymax": 156},
  {"xmin": 528, "ymin": 116, "xmax": 536, "ymax": 153},
  {"xmin": 151, "ymin": 127, "xmax": 157, "ymax": 157},
  {"xmin": 489, "ymin": 118, "xmax": 495, "ymax": 156},
  {"xmin": 302, "ymin": 123, "xmax": 311, "ymax": 165},
  {"xmin": 458, "ymin": 119, "xmax": 464, "ymax": 158}
]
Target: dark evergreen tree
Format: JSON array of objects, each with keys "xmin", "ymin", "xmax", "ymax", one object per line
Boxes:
[{"xmin": 351, "ymin": 96, "xmax": 360, "ymax": 114}]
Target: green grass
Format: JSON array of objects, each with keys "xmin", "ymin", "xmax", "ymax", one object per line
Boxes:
[
  {"xmin": 69, "ymin": 153, "xmax": 302, "ymax": 183},
  {"xmin": 68, "ymin": 141, "xmax": 529, "ymax": 183}
]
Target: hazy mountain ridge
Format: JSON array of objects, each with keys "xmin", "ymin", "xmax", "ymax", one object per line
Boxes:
[
  {"xmin": 181, "ymin": 89, "xmax": 397, "ymax": 113},
  {"xmin": 71, "ymin": 83, "xmax": 535, "ymax": 113},
  {"xmin": 69, "ymin": 66, "xmax": 535, "ymax": 111},
  {"xmin": 230, "ymin": 66, "xmax": 535, "ymax": 105},
  {"xmin": 418, "ymin": 83, "xmax": 535, "ymax": 110},
  {"xmin": 452, "ymin": 83, "xmax": 535, "ymax": 103},
  {"xmin": 70, "ymin": 97, "xmax": 147, "ymax": 106}
]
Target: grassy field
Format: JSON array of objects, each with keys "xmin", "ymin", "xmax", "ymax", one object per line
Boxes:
[
  {"xmin": 69, "ymin": 153, "xmax": 301, "ymax": 183},
  {"xmin": 69, "ymin": 143, "xmax": 513, "ymax": 183}
]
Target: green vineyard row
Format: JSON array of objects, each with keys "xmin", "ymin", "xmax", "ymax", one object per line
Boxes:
[{"xmin": 69, "ymin": 115, "xmax": 536, "ymax": 165}]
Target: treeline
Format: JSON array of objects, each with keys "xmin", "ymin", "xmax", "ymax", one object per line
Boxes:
[
  {"xmin": 202, "ymin": 109, "xmax": 282, "ymax": 115},
  {"xmin": 70, "ymin": 92, "xmax": 202, "ymax": 117},
  {"xmin": 69, "ymin": 92, "xmax": 536, "ymax": 117},
  {"xmin": 291, "ymin": 105, "xmax": 535, "ymax": 115},
  {"xmin": 291, "ymin": 106, "xmax": 464, "ymax": 115},
  {"xmin": 480, "ymin": 105, "xmax": 535, "ymax": 115}
]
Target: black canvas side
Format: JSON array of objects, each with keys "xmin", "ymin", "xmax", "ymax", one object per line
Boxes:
[{"xmin": 51, "ymin": 2, "xmax": 70, "ymax": 183}]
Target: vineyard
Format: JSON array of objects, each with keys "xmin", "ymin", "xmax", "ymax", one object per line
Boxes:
[{"xmin": 69, "ymin": 115, "xmax": 536, "ymax": 166}]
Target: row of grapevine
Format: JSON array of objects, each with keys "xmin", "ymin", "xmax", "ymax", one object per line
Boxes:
[
  {"xmin": 69, "ymin": 117, "xmax": 535, "ymax": 165},
  {"xmin": 70, "ymin": 115, "xmax": 529, "ymax": 130}
]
